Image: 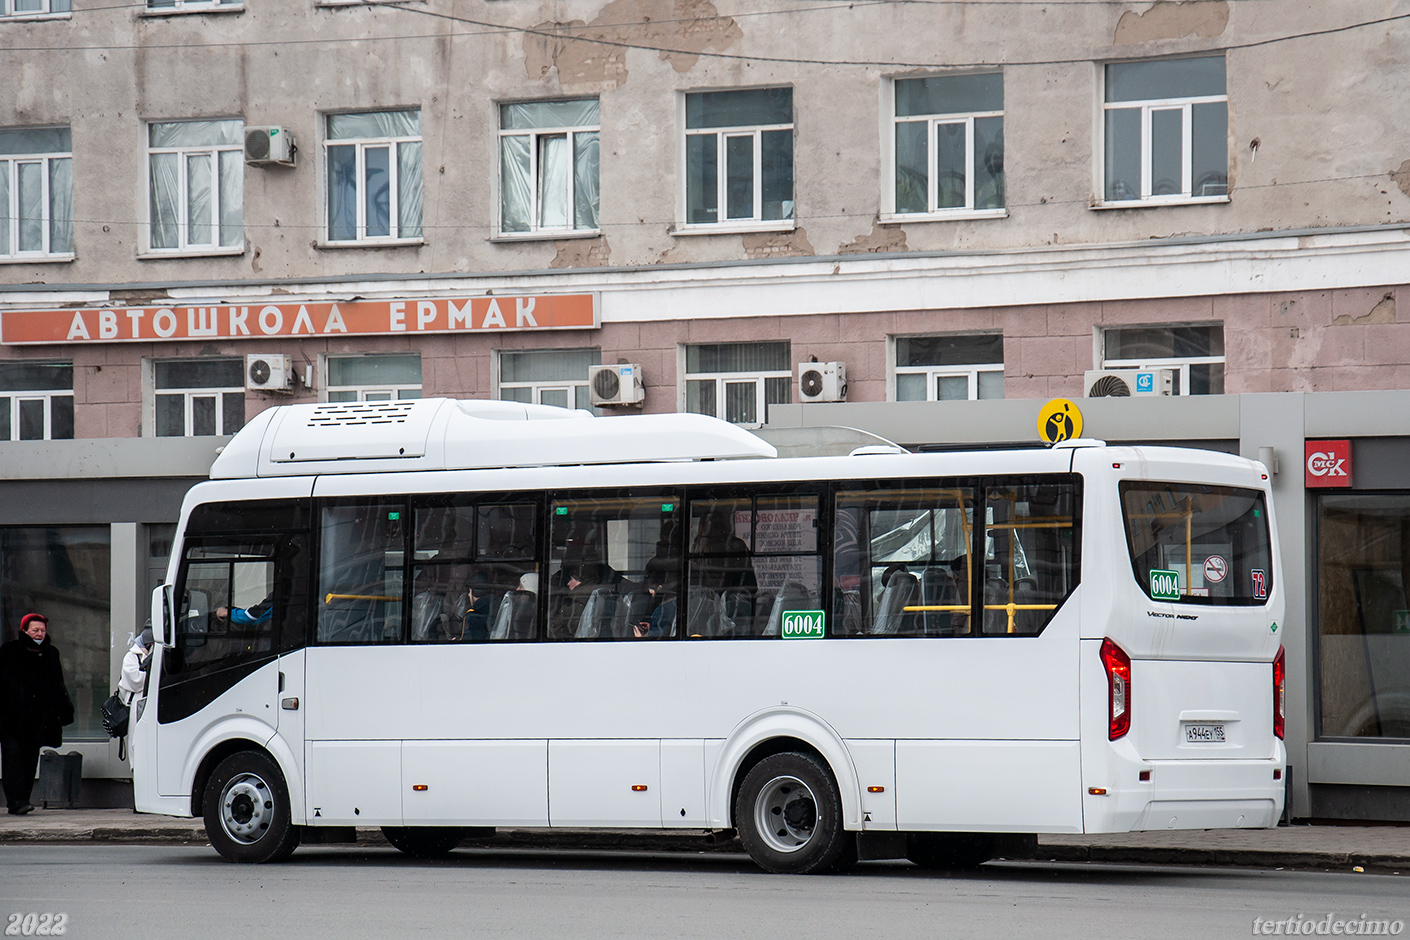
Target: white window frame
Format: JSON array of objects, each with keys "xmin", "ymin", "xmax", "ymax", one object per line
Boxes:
[
  {"xmin": 322, "ymin": 353, "xmax": 423, "ymax": 404},
  {"xmin": 144, "ymin": 0, "xmax": 241, "ymax": 13},
  {"xmin": 497, "ymin": 102, "xmax": 599, "ymax": 238},
  {"xmin": 885, "ymin": 76, "xmax": 1005, "ymax": 220},
  {"xmin": 1099, "ymin": 326, "xmax": 1225, "ymax": 396},
  {"xmin": 495, "ymin": 348, "xmax": 599, "ymax": 412},
  {"xmin": 324, "ymin": 114, "xmax": 422, "ymax": 245},
  {"xmin": 145, "ymin": 120, "xmax": 243, "ymax": 255},
  {"xmin": 681, "ymin": 343, "xmax": 792, "ymax": 429},
  {"xmin": 0, "ymin": 137, "xmax": 72, "ymax": 261},
  {"xmin": 895, "ymin": 363, "xmax": 1005, "ymax": 401},
  {"xmin": 1, "ymin": 390, "xmax": 71, "ymax": 441},
  {"xmin": 1099, "ymin": 60, "xmax": 1228, "ymax": 207},
  {"xmin": 148, "ymin": 358, "xmax": 245, "ymax": 438},
  {"xmin": 1, "ymin": 0, "xmax": 70, "ymax": 17},
  {"xmin": 679, "ymin": 90, "xmax": 794, "ymax": 233}
]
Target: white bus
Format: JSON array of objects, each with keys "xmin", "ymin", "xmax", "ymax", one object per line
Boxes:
[{"xmin": 132, "ymin": 398, "xmax": 1287, "ymax": 872}]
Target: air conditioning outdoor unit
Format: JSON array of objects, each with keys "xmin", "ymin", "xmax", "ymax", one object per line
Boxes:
[
  {"xmin": 244, "ymin": 126, "xmax": 297, "ymax": 167},
  {"xmin": 798, "ymin": 361, "xmax": 847, "ymax": 402},
  {"xmin": 246, "ymin": 353, "xmax": 294, "ymax": 392},
  {"xmin": 588, "ymin": 363, "xmax": 645, "ymax": 406},
  {"xmin": 1083, "ymin": 368, "xmax": 1174, "ymax": 398}
]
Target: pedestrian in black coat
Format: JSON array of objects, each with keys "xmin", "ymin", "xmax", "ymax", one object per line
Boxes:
[{"xmin": 0, "ymin": 613, "xmax": 75, "ymax": 815}]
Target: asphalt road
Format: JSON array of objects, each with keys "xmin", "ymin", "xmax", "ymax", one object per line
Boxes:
[{"xmin": 1, "ymin": 845, "xmax": 1406, "ymax": 940}]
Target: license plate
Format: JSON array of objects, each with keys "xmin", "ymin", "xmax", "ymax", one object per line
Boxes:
[{"xmin": 1184, "ymin": 723, "xmax": 1226, "ymax": 743}]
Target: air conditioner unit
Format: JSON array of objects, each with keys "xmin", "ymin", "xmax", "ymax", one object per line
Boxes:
[
  {"xmin": 246, "ymin": 353, "xmax": 294, "ymax": 392},
  {"xmin": 244, "ymin": 126, "xmax": 296, "ymax": 167},
  {"xmin": 588, "ymin": 363, "xmax": 645, "ymax": 406},
  {"xmin": 1083, "ymin": 368, "xmax": 1174, "ymax": 398},
  {"xmin": 798, "ymin": 361, "xmax": 847, "ymax": 402}
]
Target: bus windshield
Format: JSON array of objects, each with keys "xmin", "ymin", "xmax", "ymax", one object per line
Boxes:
[{"xmin": 1120, "ymin": 481, "xmax": 1272, "ymax": 605}]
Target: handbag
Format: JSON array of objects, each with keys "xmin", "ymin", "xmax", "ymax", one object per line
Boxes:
[{"xmin": 101, "ymin": 691, "xmax": 130, "ymax": 739}]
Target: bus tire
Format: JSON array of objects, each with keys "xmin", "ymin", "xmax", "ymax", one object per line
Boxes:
[
  {"xmin": 735, "ymin": 752, "xmax": 851, "ymax": 874},
  {"xmin": 381, "ymin": 826, "xmax": 466, "ymax": 859},
  {"xmin": 203, "ymin": 751, "xmax": 301, "ymax": 864},
  {"xmin": 904, "ymin": 832, "xmax": 995, "ymax": 870}
]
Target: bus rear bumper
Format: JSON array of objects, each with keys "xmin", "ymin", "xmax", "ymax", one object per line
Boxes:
[{"xmin": 1085, "ymin": 755, "xmax": 1286, "ymax": 833}]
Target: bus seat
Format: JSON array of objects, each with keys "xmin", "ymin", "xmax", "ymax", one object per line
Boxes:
[
  {"xmin": 506, "ymin": 589, "xmax": 536, "ymax": 640},
  {"xmin": 1013, "ymin": 577, "xmax": 1041, "ymax": 634},
  {"xmin": 410, "ymin": 590, "xmax": 446, "ymax": 642},
  {"xmin": 871, "ymin": 571, "xmax": 919, "ymax": 635},
  {"xmin": 921, "ymin": 567, "xmax": 959, "ymax": 636},
  {"xmin": 488, "ymin": 592, "xmax": 514, "ymax": 640},
  {"xmin": 614, "ymin": 590, "xmax": 655, "ymax": 638},
  {"xmin": 764, "ymin": 581, "xmax": 815, "ymax": 636},
  {"xmin": 983, "ymin": 576, "xmax": 1009, "ymax": 634},
  {"xmin": 575, "ymin": 586, "xmax": 616, "ymax": 639}
]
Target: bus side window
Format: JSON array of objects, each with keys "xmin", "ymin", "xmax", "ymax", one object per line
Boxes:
[
  {"xmin": 983, "ymin": 483, "xmax": 1078, "ymax": 635},
  {"xmin": 318, "ymin": 501, "xmax": 405, "ymax": 644},
  {"xmin": 834, "ymin": 488, "xmax": 973, "ymax": 638},
  {"xmin": 169, "ymin": 539, "xmax": 277, "ymax": 673}
]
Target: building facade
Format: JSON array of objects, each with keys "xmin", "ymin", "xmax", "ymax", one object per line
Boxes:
[{"xmin": 3, "ymin": 0, "xmax": 1410, "ymax": 815}]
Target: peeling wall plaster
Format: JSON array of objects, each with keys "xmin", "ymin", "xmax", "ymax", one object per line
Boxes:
[{"xmin": 1114, "ymin": 1, "xmax": 1229, "ymax": 44}]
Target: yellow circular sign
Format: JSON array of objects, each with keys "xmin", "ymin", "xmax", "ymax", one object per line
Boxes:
[{"xmin": 1038, "ymin": 398, "xmax": 1083, "ymax": 444}]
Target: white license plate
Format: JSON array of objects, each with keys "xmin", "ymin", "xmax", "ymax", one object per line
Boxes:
[{"xmin": 1184, "ymin": 723, "xmax": 1226, "ymax": 743}]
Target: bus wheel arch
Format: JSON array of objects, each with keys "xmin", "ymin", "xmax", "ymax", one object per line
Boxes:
[
  {"xmin": 734, "ymin": 749, "xmax": 856, "ymax": 874},
  {"xmin": 198, "ymin": 746, "xmax": 301, "ymax": 864}
]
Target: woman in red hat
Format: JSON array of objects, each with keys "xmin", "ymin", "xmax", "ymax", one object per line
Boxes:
[{"xmin": 0, "ymin": 613, "xmax": 75, "ymax": 815}]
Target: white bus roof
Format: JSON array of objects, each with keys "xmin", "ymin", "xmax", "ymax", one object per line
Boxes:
[{"xmin": 208, "ymin": 398, "xmax": 778, "ymax": 479}]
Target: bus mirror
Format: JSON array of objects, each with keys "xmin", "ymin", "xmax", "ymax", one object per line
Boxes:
[{"xmin": 153, "ymin": 583, "xmax": 175, "ymax": 647}]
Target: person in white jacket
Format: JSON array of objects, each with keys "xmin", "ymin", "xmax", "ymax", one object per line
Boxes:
[{"xmin": 118, "ymin": 624, "xmax": 153, "ymax": 706}]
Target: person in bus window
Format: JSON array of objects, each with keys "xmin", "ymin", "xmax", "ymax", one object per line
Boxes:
[{"xmin": 216, "ymin": 598, "xmax": 272, "ymax": 627}]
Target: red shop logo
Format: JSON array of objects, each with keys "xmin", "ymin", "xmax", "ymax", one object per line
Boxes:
[{"xmin": 1305, "ymin": 440, "xmax": 1352, "ymax": 488}]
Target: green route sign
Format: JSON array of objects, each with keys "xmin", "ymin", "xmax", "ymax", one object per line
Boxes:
[
  {"xmin": 781, "ymin": 610, "xmax": 825, "ymax": 639},
  {"xmin": 1150, "ymin": 569, "xmax": 1181, "ymax": 601}
]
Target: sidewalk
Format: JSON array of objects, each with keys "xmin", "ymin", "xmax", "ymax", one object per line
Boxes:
[{"xmin": 2, "ymin": 809, "xmax": 1407, "ymax": 871}]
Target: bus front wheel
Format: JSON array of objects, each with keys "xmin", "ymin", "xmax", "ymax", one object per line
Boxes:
[
  {"xmin": 381, "ymin": 827, "xmax": 467, "ymax": 858},
  {"xmin": 203, "ymin": 751, "xmax": 301, "ymax": 863},
  {"xmin": 735, "ymin": 752, "xmax": 853, "ymax": 874}
]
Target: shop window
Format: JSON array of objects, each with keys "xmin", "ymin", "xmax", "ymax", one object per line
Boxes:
[
  {"xmin": 152, "ymin": 358, "xmax": 245, "ymax": 437},
  {"xmin": 499, "ymin": 99, "xmax": 599, "ymax": 236},
  {"xmin": 0, "ymin": 526, "xmax": 111, "ymax": 738},
  {"xmin": 0, "ymin": 360, "xmax": 73, "ymax": 440},
  {"xmin": 498, "ymin": 348, "xmax": 599, "ymax": 412},
  {"xmin": 684, "ymin": 88, "xmax": 794, "ymax": 227},
  {"xmin": 891, "ymin": 72, "xmax": 1004, "ymax": 216},
  {"xmin": 1101, "ymin": 324, "xmax": 1224, "ymax": 395},
  {"xmin": 1102, "ymin": 56, "xmax": 1227, "ymax": 204},
  {"xmin": 684, "ymin": 342, "xmax": 791, "ymax": 427},
  {"xmin": 326, "ymin": 110, "xmax": 422, "ymax": 243},
  {"xmin": 325, "ymin": 353, "xmax": 422, "ymax": 403},
  {"xmin": 893, "ymin": 334, "xmax": 1004, "ymax": 401},
  {"xmin": 1317, "ymin": 494, "xmax": 1410, "ymax": 739},
  {"xmin": 2, "ymin": 0, "xmax": 72, "ymax": 15},
  {"xmin": 147, "ymin": 120, "xmax": 243, "ymax": 253},
  {"xmin": 0, "ymin": 126, "xmax": 72, "ymax": 259}
]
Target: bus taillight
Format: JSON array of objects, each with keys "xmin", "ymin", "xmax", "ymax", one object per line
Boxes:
[
  {"xmin": 1100, "ymin": 638, "xmax": 1131, "ymax": 740},
  {"xmin": 1273, "ymin": 645, "xmax": 1286, "ymax": 740}
]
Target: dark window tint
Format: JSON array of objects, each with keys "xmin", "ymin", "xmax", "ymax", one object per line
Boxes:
[
  {"xmin": 897, "ymin": 334, "xmax": 1004, "ymax": 368},
  {"xmin": 686, "ymin": 88, "xmax": 792, "ymax": 129},
  {"xmin": 0, "ymin": 361, "xmax": 72, "ymax": 392},
  {"xmin": 154, "ymin": 358, "xmax": 244, "ymax": 389},
  {"xmin": 686, "ymin": 342, "xmax": 791, "ymax": 374},
  {"xmin": 317, "ymin": 501, "xmax": 406, "ymax": 643},
  {"xmin": 1121, "ymin": 482, "xmax": 1271, "ymax": 605},
  {"xmin": 1104, "ymin": 325, "xmax": 1223, "ymax": 360},
  {"xmin": 186, "ymin": 499, "xmax": 311, "ymax": 536}
]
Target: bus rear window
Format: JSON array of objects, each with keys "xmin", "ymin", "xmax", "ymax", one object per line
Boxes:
[{"xmin": 1120, "ymin": 482, "xmax": 1272, "ymax": 605}]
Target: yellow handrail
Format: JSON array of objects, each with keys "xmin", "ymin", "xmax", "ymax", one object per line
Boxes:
[{"xmin": 324, "ymin": 593, "xmax": 399, "ymax": 604}]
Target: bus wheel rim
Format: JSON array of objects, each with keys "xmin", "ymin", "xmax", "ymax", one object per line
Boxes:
[
  {"xmin": 221, "ymin": 772, "xmax": 273, "ymax": 844},
  {"xmin": 754, "ymin": 774, "xmax": 818, "ymax": 853}
]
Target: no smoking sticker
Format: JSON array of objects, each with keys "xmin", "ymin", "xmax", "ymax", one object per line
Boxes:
[{"xmin": 1203, "ymin": 555, "xmax": 1228, "ymax": 583}]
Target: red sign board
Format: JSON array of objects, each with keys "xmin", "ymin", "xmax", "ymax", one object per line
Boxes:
[
  {"xmin": 0, "ymin": 293, "xmax": 598, "ymax": 345},
  {"xmin": 1305, "ymin": 440, "xmax": 1352, "ymax": 488}
]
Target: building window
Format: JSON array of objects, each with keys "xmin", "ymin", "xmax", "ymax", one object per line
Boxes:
[
  {"xmin": 684, "ymin": 342, "xmax": 791, "ymax": 427},
  {"xmin": 2, "ymin": 0, "xmax": 70, "ymax": 16},
  {"xmin": 326, "ymin": 110, "xmax": 422, "ymax": 244},
  {"xmin": 684, "ymin": 88, "xmax": 793, "ymax": 227},
  {"xmin": 892, "ymin": 73, "xmax": 1004, "ymax": 216},
  {"xmin": 325, "ymin": 354, "xmax": 422, "ymax": 402},
  {"xmin": 498, "ymin": 348, "xmax": 599, "ymax": 412},
  {"xmin": 1317, "ymin": 494, "xmax": 1410, "ymax": 739},
  {"xmin": 0, "ymin": 527, "xmax": 111, "ymax": 739},
  {"xmin": 894, "ymin": 334, "xmax": 1004, "ymax": 401},
  {"xmin": 499, "ymin": 99, "xmax": 599, "ymax": 236},
  {"xmin": 147, "ymin": 120, "xmax": 243, "ymax": 253},
  {"xmin": 1101, "ymin": 324, "xmax": 1224, "ymax": 395},
  {"xmin": 153, "ymin": 358, "xmax": 245, "ymax": 437},
  {"xmin": 0, "ymin": 361, "xmax": 73, "ymax": 440},
  {"xmin": 1103, "ymin": 56, "xmax": 1227, "ymax": 204},
  {"xmin": 0, "ymin": 127, "xmax": 72, "ymax": 259},
  {"xmin": 146, "ymin": 0, "xmax": 240, "ymax": 10}
]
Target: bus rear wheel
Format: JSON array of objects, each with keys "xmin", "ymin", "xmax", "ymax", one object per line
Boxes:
[
  {"xmin": 905, "ymin": 832, "xmax": 995, "ymax": 870},
  {"xmin": 203, "ymin": 751, "xmax": 301, "ymax": 864},
  {"xmin": 736, "ymin": 752, "xmax": 851, "ymax": 874},
  {"xmin": 381, "ymin": 826, "xmax": 467, "ymax": 859}
]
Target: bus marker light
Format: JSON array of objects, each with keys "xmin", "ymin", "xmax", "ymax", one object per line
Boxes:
[
  {"xmin": 412, "ymin": 785, "xmax": 428, "ymax": 791},
  {"xmin": 867, "ymin": 786, "xmax": 885, "ymax": 793},
  {"xmin": 1112, "ymin": 463, "xmax": 1122, "ymax": 469},
  {"xmin": 632, "ymin": 785, "xmax": 648, "ymax": 791},
  {"xmin": 1274, "ymin": 769, "xmax": 1282, "ymax": 780},
  {"xmin": 1139, "ymin": 770, "xmax": 1151, "ymax": 782},
  {"xmin": 1088, "ymin": 788, "xmax": 1108, "ymax": 796},
  {"xmin": 280, "ymin": 697, "xmax": 299, "ymax": 710}
]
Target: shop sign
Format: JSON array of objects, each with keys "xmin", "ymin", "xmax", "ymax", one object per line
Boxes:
[
  {"xmin": 1305, "ymin": 440, "xmax": 1352, "ymax": 488},
  {"xmin": 0, "ymin": 293, "xmax": 599, "ymax": 345}
]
